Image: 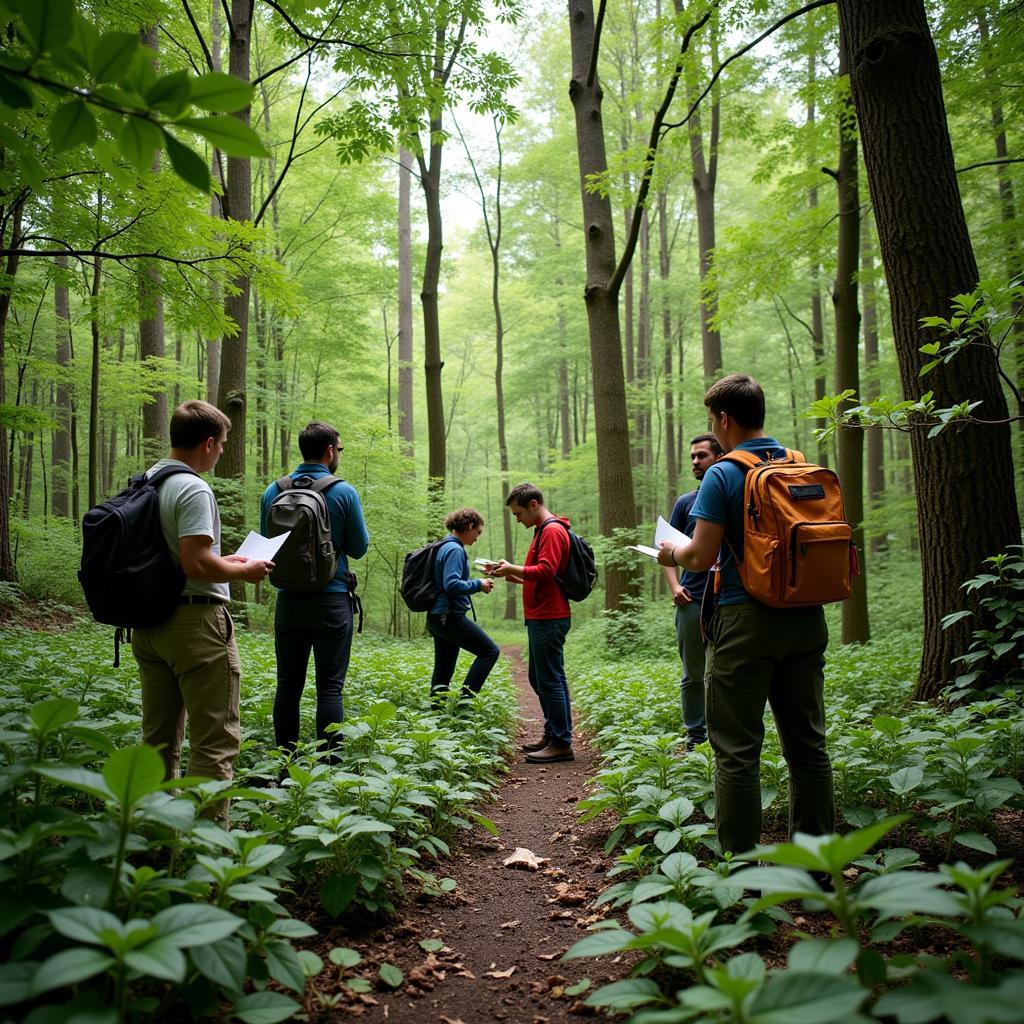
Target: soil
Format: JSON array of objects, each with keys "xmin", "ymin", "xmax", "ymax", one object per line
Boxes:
[{"xmin": 307, "ymin": 646, "xmax": 634, "ymax": 1022}]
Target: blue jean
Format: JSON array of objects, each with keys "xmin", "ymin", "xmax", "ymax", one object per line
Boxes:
[
  {"xmin": 526, "ymin": 617, "xmax": 572, "ymax": 746},
  {"xmin": 274, "ymin": 591, "xmax": 353, "ymax": 751},
  {"xmin": 426, "ymin": 612, "xmax": 500, "ymax": 699},
  {"xmin": 675, "ymin": 600, "xmax": 707, "ymax": 744}
]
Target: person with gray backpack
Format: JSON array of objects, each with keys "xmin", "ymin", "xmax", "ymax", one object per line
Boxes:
[{"xmin": 260, "ymin": 422, "xmax": 369, "ymax": 756}]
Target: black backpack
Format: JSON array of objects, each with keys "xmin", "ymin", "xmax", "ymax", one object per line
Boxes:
[
  {"xmin": 537, "ymin": 518, "xmax": 598, "ymax": 602},
  {"xmin": 265, "ymin": 475, "xmax": 341, "ymax": 591},
  {"xmin": 78, "ymin": 465, "xmax": 198, "ymax": 658},
  {"xmin": 401, "ymin": 537, "xmax": 459, "ymax": 612}
]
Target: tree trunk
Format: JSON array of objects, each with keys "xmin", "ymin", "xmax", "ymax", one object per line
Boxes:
[
  {"xmin": 139, "ymin": 25, "xmax": 167, "ymax": 463},
  {"xmin": 206, "ymin": 0, "xmax": 223, "ymax": 408},
  {"xmin": 88, "ymin": 256, "xmax": 102, "ymax": 510},
  {"xmin": 0, "ymin": 201, "xmax": 22, "ymax": 580},
  {"xmin": 20, "ymin": 381, "xmax": 36, "ymax": 517},
  {"xmin": 398, "ymin": 147, "xmax": 415, "ymax": 451},
  {"xmin": 839, "ymin": 0, "xmax": 1021, "ymax": 697},
  {"xmin": 658, "ymin": 191, "xmax": 678, "ymax": 510},
  {"xmin": 808, "ymin": 52, "xmax": 828, "ymax": 464},
  {"xmin": 52, "ymin": 253, "xmax": 72, "ymax": 518},
  {"xmin": 568, "ymin": 0, "xmax": 638, "ymax": 612},
  {"xmin": 862, "ymin": 217, "xmax": 885, "ymax": 553},
  {"xmin": 420, "ymin": 157, "xmax": 446, "ymax": 490},
  {"xmin": 832, "ymin": 30, "xmax": 869, "ymax": 644},
  {"xmin": 216, "ymin": 0, "xmax": 253, "ymax": 609}
]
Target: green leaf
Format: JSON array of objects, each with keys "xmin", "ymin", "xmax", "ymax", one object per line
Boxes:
[
  {"xmin": 419, "ymin": 938, "xmax": 444, "ymax": 952},
  {"xmin": 954, "ymin": 831, "xmax": 997, "ymax": 855},
  {"xmin": 189, "ymin": 936, "xmax": 246, "ymax": 992},
  {"xmin": 92, "ymin": 31, "xmax": 138, "ymax": 84},
  {"xmin": 124, "ymin": 938, "xmax": 187, "ymax": 983},
  {"xmin": 470, "ymin": 812, "xmax": 499, "ymax": 836},
  {"xmin": 0, "ymin": 70, "xmax": 34, "ymax": 110},
  {"xmin": 48, "ymin": 907, "xmax": 122, "ymax": 945},
  {"xmin": 328, "ymin": 946, "xmax": 361, "ymax": 968},
  {"xmin": 888, "ymin": 766, "xmax": 924, "ymax": 795},
  {"xmin": 265, "ymin": 939, "xmax": 307, "ymax": 994},
  {"xmin": 13, "ymin": 0, "xmax": 75, "ymax": 55},
  {"xmin": 750, "ymin": 972, "xmax": 865, "ymax": 1023},
  {"xmin": 564, "ymin": 978, "xmax": 592, "ymax": 997},
  {"xmin": 49, "ymin": 99, "xmax": 97, "ymax": 153},
  {"xmin": 233, "ymin": 991, "xmax": 302, "ymax": 1024},
  {"xmin": 562, "ymin": 929, "xmax": 633, "ymax": 960},
  {"xmin": 31, "ymin": 947, "xmax": 115, "ymax": 995},
  {"xmin": 145, "ymin": 70, "xmax": 191, "ymax": 116},
  {"xmin": 119, "ymin": 117, "xmax": 163, "ymax": 172},
  {"xmin": 102, "ymin": 745, "xmax": 166, "ymax": 808},
  {"xmin": 858, "ymin": 871, "xmax": 963, "ymax": 920},
  {"xmin": 584, "ymin": 978, "xmax": 664, "ymax": 1011},
  {"xmin": 176, "ymin": 115, "xmax": 268, "ymax": 157},
  {"xmin": 189, "ymin": 71, "xmax": 254, "ymax": 113},
  {"xmin": 0, "ymin": 962, "xmax": 36, "ymax": 1007},
  {"xmin": 28, "ymin": 697, "xmax": 79, "ymax": 735},
  {"xmin": 152, "ymin": 904, "xmax": 243, "ymax": 947},
  {"xmin": 321, "ymin": 874, "xmax": 357, "ymax": 917},
  {"xmin": 787, "ymin": 938, "xmax": 858, "ymax": 975},
  {"xmin": 378, "ymin": 963, "xmax": 403, "ymax": 988}
]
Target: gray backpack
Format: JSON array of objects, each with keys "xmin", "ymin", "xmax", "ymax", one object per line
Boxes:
[{"xmin": 266, "ymin": 475, "xmax": 341, "ymax": 590}]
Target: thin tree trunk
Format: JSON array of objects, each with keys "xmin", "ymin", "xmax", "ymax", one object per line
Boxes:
[
  {"xmin": 420, "ymin": 157, "xmax": 446, "ymax": 490},
  {"xmin": 862, "ymin": 217, "xmax": 885, "ymax": 553},
  {"xmin": 658, "ymin": 191, "xmax": 678, "ymax": 510},
  {"xmin": 88, "ymin": 254, "xmax": 102, "ymax": 510},
  {"xmin": 568, "ymin": 0, "xmax": 638, "ymax": 612},
  {"xmin": 398, "ymin": 147, "xmax": 415, "ymax": 451},
  {"xmin": 0, "ymin": 200, "xmax": 22, "ymax": 579},
  {"xmin": 52, "ymin": 253, "xmax": 72, "ymax": 518},
  {"xmin": 206, "ymin": 0, "xmax": 223, "ymax": 407},
  {"xmin": 831, "ymin": 28, "xmax": 868, "ymax": 643},
  {"xmin": 808, "ymin": 52, "xmax": 828, "ymax": 464},
  {"xmin": 20, "ymin": 381, "xmax": 36, "ymax": 517},
  {"xmin": 139, "ymin": 25, "xmax": 167, "ymax": 463},
  {"xmin": 839, "ymin": 0, "xmax": 1021, "ymax": 697}
]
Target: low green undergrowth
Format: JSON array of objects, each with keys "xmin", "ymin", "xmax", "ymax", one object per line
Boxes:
[
  {"xmin": 566, "ymin": 620, "xmax": 1024, "ymax": 1022},
  {"xmin": 0, "ymin": 623, "xmax": 517, "ymax": 1023}
]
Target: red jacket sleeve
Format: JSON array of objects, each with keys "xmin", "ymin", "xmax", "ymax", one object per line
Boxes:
[{"xmin": 522, "ymin": 522, "xmax": 570, "ymax": 581}]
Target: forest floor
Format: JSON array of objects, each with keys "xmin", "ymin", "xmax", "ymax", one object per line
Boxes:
[{"xmin": 308, "ymin": 646, "xmax": 634, "ymax": 1022}]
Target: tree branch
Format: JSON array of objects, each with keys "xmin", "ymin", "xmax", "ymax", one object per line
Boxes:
[
  {"xmin": 608, "ymin": 4, "xmax": 715, "ymax": 298},
  {"xmin": 180, "ymin": 0, "xmax": 215, "ymax": 70},
  {"xmin": 661, "ymin": 0, "xmax": 837, "ymax": 139},
  {"xmin": 956, "ymin": 156, "xmax": 1024, "ymax": 173},
  {"xmin": 587, "ymin": 0, "xmax": 607, "ymax": 89}
]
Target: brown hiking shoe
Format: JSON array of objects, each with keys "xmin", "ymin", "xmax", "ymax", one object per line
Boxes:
[
  {"xmin": 525, "ymin": 744, "xmax": 574, "ymax": 764},
  {"xmin": 520, "ymin": 737, "xmax": 550, "ymax": 753}
]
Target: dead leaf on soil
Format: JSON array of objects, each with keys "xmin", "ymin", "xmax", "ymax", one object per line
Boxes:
[
  {"xmin": 503, "ymin": 847, "xmax": 550, "ymax": 870},
  {"xmin": 552, "ymin": 882, "xmax": 587, "ymax": 905},
  {"xmin": 537, "ymin": 952, "xmax": 560, "ymax": 960},
  {"xmin": 439, "ymin": 1016, "xmax": 466, "ymax": 1024},
  {"xmin": 484, "ymin": 966, "xmax": 518, "ymax": 978},
  {"xmin": 499, "ymin": 919, "xmax": 521, "ymax": 929}
]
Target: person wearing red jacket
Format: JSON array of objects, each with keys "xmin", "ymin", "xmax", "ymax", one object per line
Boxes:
[{"xmin": 488, "ymin": 483, "xmax": 574, "ymax": 764}]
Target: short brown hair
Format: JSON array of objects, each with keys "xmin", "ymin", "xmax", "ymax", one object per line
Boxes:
[
  {"xmin": 505, "ymin": 483, "xmax": 544, "ymax": 508},
  {"xmin": 446, "ymin": 508, "xmax": 484, "ymax": 532},
  {"xmin": 691, "ymin": 432, "xmax": 723, "ymax": 455},
  {"xmin": 703, "ymin": 374, "xmax": 765, "ymax": 429},
  {"xmin": 299, "ymin": 421, "xmax": 339, "ymax": 461},
  {"xmin": 170, "ymin": 400, "xmax": 231, "ymax": 449}
]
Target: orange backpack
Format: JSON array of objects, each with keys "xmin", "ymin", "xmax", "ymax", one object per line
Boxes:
[{"xmin": 718, "ymin": 448, "xmax": 858, "ymax": 608}]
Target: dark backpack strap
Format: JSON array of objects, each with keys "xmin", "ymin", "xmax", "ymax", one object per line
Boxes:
[
  {"xmin": 145, "ymin": 465, "xmax": 199, "ymax": 488},
  {"xmin": 533, "ymin": 517, "xmax": 570, "ymax": 571},
  {"xmin": 309, "ymin": 475, "xmax": 342, "ymax": 494},
  {"xmin": 275, "ymin": 476, "xmax": 294, "ymax": 491}
]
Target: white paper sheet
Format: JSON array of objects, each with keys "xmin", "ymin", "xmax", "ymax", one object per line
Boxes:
[
  {"xmin": 474, "ymin": 557, "xmax": 499, "ymax": 567},
  {"xmin": 235, "ymin": 530, "xmax": 290, "ymax": 561},
  {"xmin": 627, "ymin": 544, "xmax": 661, "ymax": 559},
  {"xmin": 655, "ymin": 515, "xmax": 691, "ymax": 548}
]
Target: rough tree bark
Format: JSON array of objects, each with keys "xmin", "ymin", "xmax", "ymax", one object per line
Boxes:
[
  {"xmin": 658, "ymin": 190, "xmax": 678, "ymax": 510},
  {"xmin": 829, "ymin": 28, "xmax": 868, "ymax": 643},
  {"xmin": 568, "ymin": 0, "xmax": 638, "ymax": 612},
  {"xmin": 206, "ymin": 0, "xmax": 223, "ymax": 408},
  {"xmin": 838, "ymin": 0, "xmax": 1021, "ymax": 697},
  {"xmin": 807, "ymin": 51, "xmax": 828, "ymax": 465},
  {"xmin": 0, "ymin": 201, "xmax": 22, "ymax": 580},
  {"xmin": 52, "ymin": 253, "xmax": 72, "ymax": 518},
  {"xmin": 88, "ymin": 254, "xmax": 102, "ymax": 510}
]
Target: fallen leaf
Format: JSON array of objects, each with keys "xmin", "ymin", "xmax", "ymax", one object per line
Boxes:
[
  {"xmin": 484, "ymin": 966, "xmax": 518, "ymax": 978},
  {"xmin": 552, "ymin": 881, "xmax": 587, "ymax": 905},
  {"xmin": 499, "ymin": 920, "xmax": 521, "ymax": 929},
  {"xmin": 537, "ymin": 952, "xmax": 560, "ymax": 960},
  {"xmin": 439, "ymin": 1017, "xmax": 466, "ymax": 1024},
  {"xmin": 503, "ymin": 848, "xmax": 550, "ymax": 871}
]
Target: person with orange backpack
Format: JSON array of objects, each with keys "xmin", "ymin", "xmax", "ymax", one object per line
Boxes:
[{"xmin": 658, "ymin": 374, "xmax": 853, "ymax": 859}]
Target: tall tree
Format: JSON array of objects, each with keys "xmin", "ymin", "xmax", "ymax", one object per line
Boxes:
[
  {"xmin": 0, "ymin": 200, "xmax": 23, "ymax": 581},
  {"xmin": 397, "ymin": 146, "xmax": 415, "ymax": 451},
  {"xmin": 861, "ymin": 217, "xmax": 885, "ymax": 553},
  {"xmin": 827, "ymin": 25, "xmax": 868, "ymax": 643},
  {"xmin": 52, "ymin": 253, "xmax": 72, "ymax": 519},
  {"xmin": 838, "ymin": 0, "xmax": 1021, "ymax": 697}
]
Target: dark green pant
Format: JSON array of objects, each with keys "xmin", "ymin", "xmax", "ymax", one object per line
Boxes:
[{"xmin": 705, "ymin": 602, "xmax": 834, "ymax": 857}]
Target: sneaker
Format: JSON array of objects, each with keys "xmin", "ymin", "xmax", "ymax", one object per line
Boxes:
[
  {"xmin": 520, "ymin": 737, "xmax": 550, "ymax": 753},
  {"xmin": 525, "ymin": 744, "xmax": 575, "ymax": 764}
]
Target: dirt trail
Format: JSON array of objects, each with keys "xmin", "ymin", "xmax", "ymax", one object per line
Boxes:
[{"xmin": 335, "ymin": 646, "xmax": 629, "ymax": 1022}]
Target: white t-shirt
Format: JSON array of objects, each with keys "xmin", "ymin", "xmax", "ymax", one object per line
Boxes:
[{"xmin": 146, "ymin": 459, "xmax": 229, "ymax": 601}]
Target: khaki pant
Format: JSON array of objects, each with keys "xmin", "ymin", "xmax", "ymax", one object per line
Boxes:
[
  {"xmin": 705, "ymin": 602, "xmax": 834, "ymax": 857},
  {"xmin": 132, "ymin": 603, "xmax": 242, "ymax": 825}
]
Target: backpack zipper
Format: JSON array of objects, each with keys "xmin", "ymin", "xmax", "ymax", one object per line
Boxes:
[{"xmin": 790, "ymin": 520, "xmax": 848, "ymax": 586}]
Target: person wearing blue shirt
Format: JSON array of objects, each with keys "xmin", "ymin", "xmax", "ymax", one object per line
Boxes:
[
  {"xmin": 658, "ymin": 375, "xmax": 834, "ymax": 859},
  {"xmin": 663, "ymin": 433, "xmax": 722, "ymax": 750},
  {"xmin": 428, "ymin": 508, "xmax": 500, "ymax": 708},
  {"xmin": 260, "ymin": 422, "xmax": 369, "ymax": 754}
]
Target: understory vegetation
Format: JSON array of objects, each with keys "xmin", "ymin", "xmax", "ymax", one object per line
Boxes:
[
  {"xmin": 0, "ymin": 627, "xmax": 517, "ymax": 1023},
  {"xmin": 565, "ymin": 561, "xmax": 1024, "ymax": 1023}
]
